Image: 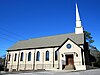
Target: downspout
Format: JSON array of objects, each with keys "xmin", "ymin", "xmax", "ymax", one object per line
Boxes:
[
  {"xmin": 24, "ymin": 52, "xmax": 27, "ymax": 70},
  {"xmin": 5, "ymin": 51, "xmax": 9, "ymax": 71},
  {"xmin": 84, "ymin": 31, "xmax": 86, "ymax": 65},
  {"xmin": 17, "ymin": 51, "xmax": 20, "ymax": 71},
  {"xmin": 11, "ymin": 53, "xmax": 14, "ymax": 71},
  {"xmin": 53, "ymin": 48, "xmax": 54, "ymax": 67},
  {"xmin": 33, "ymin": 49, "xmax": 36, "ymax": 70},
  {"xmin": 42, "ymin": 52, "xmax": 44, "ymax": 69},
  {"xmin": 81, "ymin": 49, "xmax": 84, "ymax": 65},
  {"xmin": 58, "ymin": 51, "xmax": 60, "ymax": 69}
]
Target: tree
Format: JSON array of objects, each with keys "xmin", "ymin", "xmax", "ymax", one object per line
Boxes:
[
  {"xmin": 84, "ymin": 31, "xmax": 100, "ymax": 67},
  {"xmin": 0, "ymin": 57, "xmax": 5, "ymax": 71},
  {"xmin": 84, "ymin": 31, "xmax": 96, "ymax": 50},
  {"xmin": 84, "ymin": 31, "xmax": 94, "ymax": 45}
]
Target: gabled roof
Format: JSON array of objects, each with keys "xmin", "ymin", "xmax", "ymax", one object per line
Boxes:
[
  {"xmin": 8, "ymin": 33, "xmax": 84, "ymax": 51},
  {"xmin": 56, "ymin": 38, "xmax": 83, "ymax": 51}
]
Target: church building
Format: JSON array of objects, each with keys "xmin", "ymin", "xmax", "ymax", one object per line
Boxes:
[{"xmin": 5, "ymin": 3, "xmax": 90, "ymax": 71}]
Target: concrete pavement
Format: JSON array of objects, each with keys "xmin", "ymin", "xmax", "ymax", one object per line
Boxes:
[{"xmin": 1, "ymin": 69, "xmax": 100, "ymax": 75}]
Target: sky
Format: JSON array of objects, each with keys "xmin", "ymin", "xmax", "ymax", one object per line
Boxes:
[{"xmin": 0, "ymin": 0, "xmax": 100, "ymax": 57}]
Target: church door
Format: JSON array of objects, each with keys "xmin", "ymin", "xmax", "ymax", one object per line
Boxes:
[{"xmin": 66, "ymin": 55, "xmax": 74, "ymax": 65}]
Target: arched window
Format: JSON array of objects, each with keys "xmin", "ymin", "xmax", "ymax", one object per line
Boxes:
[
  {"xmin": 46, "ymin": 51, "xmax": 49, "ymax": 61},
  {"xmin": 36, "ymin": 51, "xmax": 40, "ymax": 61},
  {"xmin": 20, "ymin": 52, "xmax": 24, "ymax": 61},
  {"xmin": 28, "ymin": 52, "xmax": 31, "ymax": 61},
  {"xmin": 55, "ymin": 51, "xmax": 58, "ymax": 61},
  {"xmin": 14, "ymin": 53, "xmax": 17, "ymax": 61}
]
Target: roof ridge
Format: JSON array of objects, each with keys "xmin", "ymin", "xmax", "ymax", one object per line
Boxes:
[
  {"xmin": 18, "ymin": 33, "xmax": 75, "ymax": 42},
  {"xmin": 29, "ymin": 32, "xmax": 75, "ymax": 40},
  {"xmin": 8, "ymin": 33, "xmax": 84, "ymax": 50}
]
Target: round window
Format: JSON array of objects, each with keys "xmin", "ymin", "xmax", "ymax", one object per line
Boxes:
[{"xmin": 66, "ymin": 44, "xmax": 71, "ymax": 49}]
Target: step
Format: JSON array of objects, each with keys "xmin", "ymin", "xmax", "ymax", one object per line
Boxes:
[{"xmin": 64, "ymin": 65, "xmax": 74, "ymax": 70}]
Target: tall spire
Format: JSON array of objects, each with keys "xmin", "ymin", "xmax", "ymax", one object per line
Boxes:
[
  {"xmin": 76, "ymin": 3, "xmax": 80, "ymax": 22},
  {"xmin": 75, "ymin": 3, "xmax": 84, "ymax": 34}
]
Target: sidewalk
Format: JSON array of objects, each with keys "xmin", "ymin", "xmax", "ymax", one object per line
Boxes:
[{"xmin": 0, "ymin": 69, "xmax": 93, "ymax": 75}]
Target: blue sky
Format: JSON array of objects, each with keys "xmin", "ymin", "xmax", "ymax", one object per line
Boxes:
[{"xmin": 0, "ymin": 0, "xmax": 100, "ymax": 57}]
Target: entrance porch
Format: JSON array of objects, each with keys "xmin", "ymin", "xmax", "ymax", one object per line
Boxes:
[{"xmin": 62, "ymin": 54, "xmax": 75, "ymax": 70}]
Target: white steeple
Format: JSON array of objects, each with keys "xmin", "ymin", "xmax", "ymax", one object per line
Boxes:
[{"xmin": 75, "ymin": 3, "xmax": 84, "ymax": 34}]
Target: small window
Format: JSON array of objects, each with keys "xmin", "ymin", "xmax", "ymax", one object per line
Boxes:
[
  {"xmin": 55, "ymin": 51, "xmax": 58, "ymax": 61},
  {"xmin": 36, "ymin": 51, "xmax": 40, "ymax": 61},
  {"xmin": 14, "ymin": 53, "xmax": 17, "ymax": 61},
  {"xmin": 20, "ymin": 52, "xmax": 24, "ymax": 61},
  {"xmin": 66, "ymin": 44, "xmax": 71, "ymax": 49},
  {"xmin": 46, "ymin": 51, "xmax": 49, "ymax": 61},
  {"xmin": 28, "ymin": 52, "xmax": 31, "ymax": 61}
]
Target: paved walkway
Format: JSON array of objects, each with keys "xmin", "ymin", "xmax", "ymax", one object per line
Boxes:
[{"xmin": 1, "ymin": 69, "xmax": 100, "ymax": 75}]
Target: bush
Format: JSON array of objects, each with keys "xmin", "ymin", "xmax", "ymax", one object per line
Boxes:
[
  {"xmin": 94, "ymin": 59, "xmax": 100, "ymax": 68},
  {"xmin": 0, "ymin": 65, "xmax": 4, "ymax": 71}
]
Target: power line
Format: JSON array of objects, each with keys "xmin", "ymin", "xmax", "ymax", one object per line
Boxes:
[
  {"xmin": 0, "ymin": 36, "xmax": 16, "ymax": 43},
  {"xmin": 0, "ymin": 32, "xmax": 21, "ymax": 41},
  {"xmin": 0, "ymin": 27, "xmax": 26, "ymax": 40},
  {"xmin": 0, "ymin": 27, "xmax": 29, "ymax": 42}
]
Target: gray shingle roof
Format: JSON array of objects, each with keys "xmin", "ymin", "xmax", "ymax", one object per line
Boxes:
[{"xmin": 8, "ymin": 33, "xmax": 84, "ymax": 50}]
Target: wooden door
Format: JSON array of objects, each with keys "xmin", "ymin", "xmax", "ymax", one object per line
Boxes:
[{"xmin": 66, "ymin": 55, "xmax": 74, "ymax": 65}]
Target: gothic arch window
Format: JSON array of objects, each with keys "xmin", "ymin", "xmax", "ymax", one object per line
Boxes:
[
  {"xmin": 36, "ymin": 51, "xmax": 40, "ymax": 61},
  {"xmin": 20, "ymin": 52, "xmax": 24, "ymax": 61},
  {"xmin": 46, "ymin": 51, "xmax": 49, "ymax": 61},
  {"xmin": 55, "ymin": 51, "xmax": 58, "ymax": 61},
  {"xmin": 28, "ymin": 52, "xmax": 31, "ymax": 61},
  {"xmin": 14, "ymin": 53, "xmax": 17, "ymax": 61}
]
